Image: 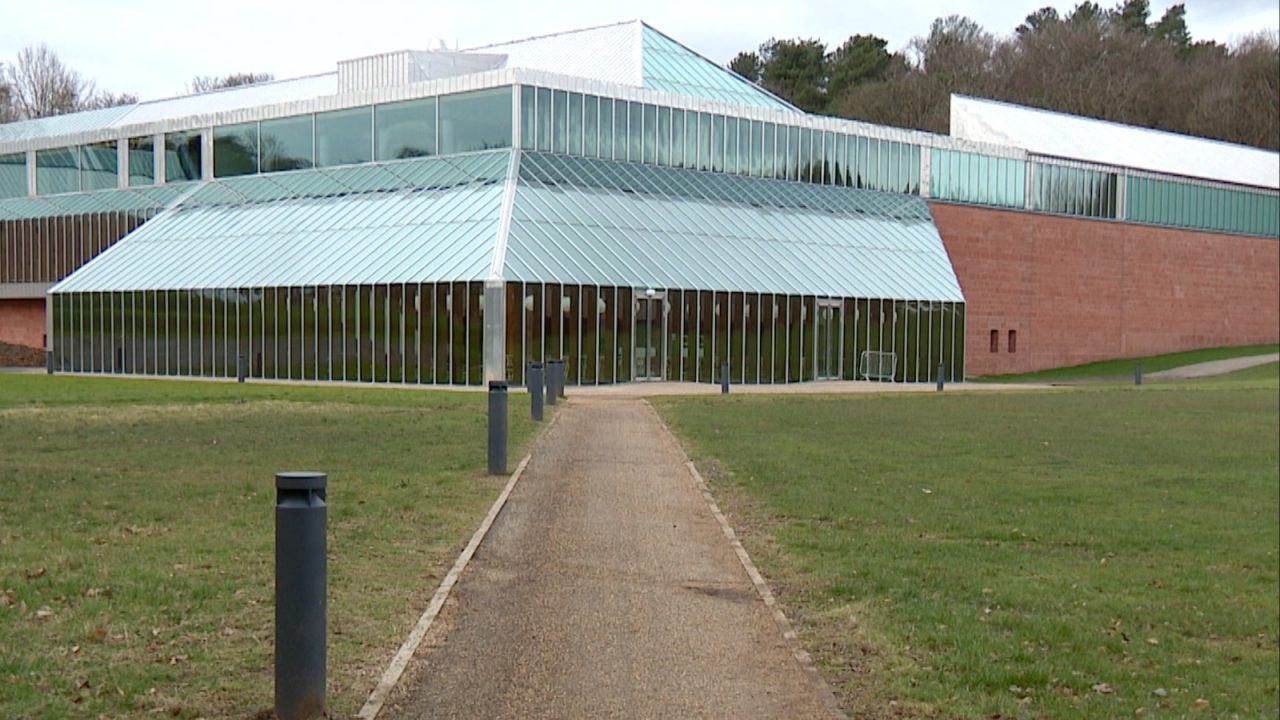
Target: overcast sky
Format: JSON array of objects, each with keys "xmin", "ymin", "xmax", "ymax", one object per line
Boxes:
[{"xmin": 2, "ymin": 0, "xmax": 1277, "ymax": 102}]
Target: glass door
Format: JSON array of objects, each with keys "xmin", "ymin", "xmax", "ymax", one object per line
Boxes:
[
  {"xmin": 633, "ymin": 292, "xmax": 665, "ymax": 381},
  {"xmin": 816, "ymin": 300, "xmax": 841, "ymax": 380}
]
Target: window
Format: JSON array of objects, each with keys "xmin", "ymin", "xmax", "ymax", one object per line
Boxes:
[
  {"xmin": 316, "ymin": 106, "xmax": 372, "ymax": 167},
  {"xmin": 375, "ymin": 97, "xmax": 437, "ymax": 161},
  {"xmin": 127, "ymin": 137, "xmax": 155, "ymax": 186},
  {"xmin": 439, "ymin": 86, "xmax": 512, "ymax": 154},
  {"xmin": 80, "ymin": 141, "xmax": 118, "ymax": 191},
  {"xmin": 213, "ymin": 122, "xmax": 259, "ymax": 177},
  {"xmin": 989, "ymin": 329, "xmax": 999, "ymax": 353},
  {"xmin": 36, "ymin": 147, "xmax": 79, "ymax": 194},
  {"xmin": 260, "ymin": 115, "xmax": 313, "ymax": 172},
  {"xmin": 1008, "ymin": 330, "xmax": 1017, "ymax": 353},
  {"xmin": 0, "ymin": 152, "xmax": 26, "ymax": 198},
  {"xmin": 165, "ymin": 130, "xmax": 202, "ymax": 182}
]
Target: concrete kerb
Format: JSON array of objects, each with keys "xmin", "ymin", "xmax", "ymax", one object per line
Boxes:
[
  {"xmin": 646, "ymin": 400, "xmax": 847, "ymax": 720},
  {"xmin": 356, "ymin": 406, "xmax": 562, "ymax": 720}
]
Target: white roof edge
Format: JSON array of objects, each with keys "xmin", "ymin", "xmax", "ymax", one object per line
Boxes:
[{"xmin": 950, "ymin": 94, "xmax": 1280, "ymax": 190}]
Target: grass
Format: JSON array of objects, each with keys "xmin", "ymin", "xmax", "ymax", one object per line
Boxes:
[
  {"xmin": 0, "ymin": 374, "xmax": 541, "ymax": 719},
  {"xmin": 653, "ymin": 376, "xmax": 1279, "ymax": 719},
  {"xmin": 978, "ymin": 343, "xmax": 1278, "ymax": 383}
]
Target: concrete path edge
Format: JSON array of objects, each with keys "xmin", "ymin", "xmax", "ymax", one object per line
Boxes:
[
  {"xmin": 356, "ymin": 409, "xmax": 562, "ymax": 720},
  {"xmin": 646, "ymin": 400, "xmax": 847, "ymax": 719}
]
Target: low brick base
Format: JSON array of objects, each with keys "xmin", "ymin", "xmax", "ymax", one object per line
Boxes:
[
  {"xmin": 933, "ymin": 202, "xmax": 1280, "ymax": 376},
  {"xmin": 0, "ymin": 298, "xmax": 46, "ymax": 351}
]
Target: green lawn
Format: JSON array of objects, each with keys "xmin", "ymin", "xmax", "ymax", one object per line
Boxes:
[
  {"xmin": 979, "ymin": 343, "xmax": 1278, "ymax": 383},
  {"xmin": 0, "ymin": 374, "xmax": 540, "ymax": 719},
  {"xmin": 654, "ymin": 378, "xmax": 1280, "ymax": 719}
]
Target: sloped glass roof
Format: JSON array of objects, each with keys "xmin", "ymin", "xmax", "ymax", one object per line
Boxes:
[
  {"xmin": 52, "ymin": 149, "xmax": 962, "ymax": 303},
  {"xmin": 505, "ymin": 153, "xmax": 963, "ymax": 301},
  {"xmin": 0, "ymin": 183, "xmax": 186, "ymax": 220},
  {"xmin": 52, "ymin": 152, "xmax": 510, "ymax": 292},
  {"xmin": 640, "ymin": 26, "xmax": 794, "ymax": 111}
]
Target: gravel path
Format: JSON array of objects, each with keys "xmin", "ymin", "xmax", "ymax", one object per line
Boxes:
[
  {"xmin": 1146, "ymin": 353, "xmax": 1279, "ymax": 380},
  {"xmin": 382, "ymin": 396, "xmax": 837, "ymax": 720}
]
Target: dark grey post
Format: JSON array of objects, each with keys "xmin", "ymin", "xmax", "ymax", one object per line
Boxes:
[
  {"xmin": 488, "ymin": 381, "xmax": 508, "ymax": 475},
  {"xmin": 238, "ymin": 353, "xmax": 246, "ymax": 383},
  {"xmin": 527, "ymin": 361, "xmax": 544, "ymax": 421},
  {"xmin": 557, "ymin": 358, "xmax": 567, "ymax": 398},
  {"xmin": 1135, "ymin": 362, "xmax": 1142, "ymax": 386},
  {"xmin": 546, "ymin": 360, "xmax": 558, "ymax": 406},
  {"xmin": 720, "ymin": 361, "xmax": 730, "ymax": 394},
  {"xmin": 937, "ymin": 363, "xmax": 945, "ymax": 392},
  {"xmin": 46, "ymin": 351, "xmax": 53, "ymax": 375},
  {"xmin": 275, "ymin": 472, "xmax": 327, "ymax": 720}
]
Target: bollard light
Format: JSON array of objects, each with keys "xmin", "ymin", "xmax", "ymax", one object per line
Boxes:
[
  {"xmin": 46, "ymin": 350, "xmax": 53, "ymax": 375},
  {"xmin": 1135, "ymin": 362, "xmax": 1142, "ymax": 386},
  {"xmin": 527, "ymin": 361, "xmax": 544, "ymax": 421},
  {"xmin": 275, "ymin": 472, "xmax": 327, "ymax": 720},
  {"xmin": 546, "ymin": 360, "xmax": 559, "ymax": 407},
  {"xmin": 238, "ymin": 353, "xmax": 246, "ymax": 383},
  {"xmin": 721, "ymin": 361, "xmax": 730, "ymax": 395},
  {"xmin": 488, "ymin": 381, "xmax": 508, "ymax": 475},
  {"xmin": 937, "ymin": 362, "xmax": 945, "ymax": 392}
]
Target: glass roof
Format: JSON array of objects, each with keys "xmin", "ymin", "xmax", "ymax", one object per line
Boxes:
[
  {"xmin": 641, "ymin": 26, "xmax": 793, "ymax": 111},
  {"xmin": 52, "ymin": 149, "xmax": 962, "ymax": 303},
  {"xmin": 506, "ymin": 153, "xmax": 963, "ymax": 300}
]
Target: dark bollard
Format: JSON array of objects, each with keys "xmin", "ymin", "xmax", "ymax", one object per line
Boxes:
[
  {"xmin": 46, "ymin": 351, "xmax": 53, "ymax": 375},
  {"xmin": 545, "ymin": 360, "xmax": 558, "ymax": 407},
  {"xmin": 721, "ymin": 361, "xmax": 730, "ymax": 394},
  {"xmin": 1135, "ymin": 362, "xmax": 1142, "ymax": 386},
  {"xmin": 557, "ymin": 358, "xmax": 567, "ymax": 398},
  {"xmin": 238, "ymin": 353, "xmax": 246, "ymax": 383},
  {"xmin": 937, "ymin": 363, "xmax": 946, "ymax": 392},
  {"xmin": 527, "ymin": 361, "xmax": 544, "ymax": 421},
  {"xmin": 275, "ymin": 472, "xmax": 327, "ymax": 720},
  {"xmin": 488, "ymin": 381, "xmax": 508, "ymax": 475}
]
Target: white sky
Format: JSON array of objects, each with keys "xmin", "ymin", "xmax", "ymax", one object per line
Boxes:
[{"xmin": 2, "ymin": 0, "xmax": 1276, "ymax": 102}]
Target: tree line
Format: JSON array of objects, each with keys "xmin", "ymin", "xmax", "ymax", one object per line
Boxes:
[
  {"xmin": 0, "ymin": 44, "xmax": 272, "ymax": 123},
  {"xmin": 729, "ymin": 1, "xmax": 1279, "ymax": 150}
]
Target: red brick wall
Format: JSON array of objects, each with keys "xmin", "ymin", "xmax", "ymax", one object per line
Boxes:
[
  {"xmin": 0, "ymin": 298, "xmax": 47, "ymax": 350},
  {"xmin": 932, "ymin": 202, "xmax": 1280, "ymax": 376}
]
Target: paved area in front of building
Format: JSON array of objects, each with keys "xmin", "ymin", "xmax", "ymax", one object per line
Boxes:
[
  {"xmin": 1146, "ymin": 352, "xmax": 1279, "ymax": 380},
  {"xmin": 381, "ymin": 396, "xmax": 836, "ymax": 719},
  {"xmin": 570, "ymin": 378, "xmax": 1048, "ymax": 396}
]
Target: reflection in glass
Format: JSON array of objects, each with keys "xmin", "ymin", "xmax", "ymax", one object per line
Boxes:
[
  {"xmin": 376, "ymin": 97, "xmax": 437, "ymax": 161},
  {"xmin": 214, "ymin": 122, "xmax": 259, "ymax": 177},
  {"xmin": 316, "ymin": 107, "xmax": 372, "ymax": 167},
  {"xmin": 261, "ymin": 115, "xmax": 314, "ymax": 172}
]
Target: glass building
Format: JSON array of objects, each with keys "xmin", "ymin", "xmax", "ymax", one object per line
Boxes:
[{"xmin": 1, "ymin": 21, "xmax": 1276, "ymax": 385}]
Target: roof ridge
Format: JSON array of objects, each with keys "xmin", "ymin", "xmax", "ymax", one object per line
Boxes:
[{"xmin": 464, "ymin": 19, "xmax": 640, "ymax": 51}]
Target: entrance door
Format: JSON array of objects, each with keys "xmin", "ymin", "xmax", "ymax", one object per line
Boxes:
[
  {"xmin": 634, "ymin": 293, "xmax": 664, "ymax": 381},
  {"xmin": 816, "ymin": 300, "xmax": 841, "ymax": 380}
]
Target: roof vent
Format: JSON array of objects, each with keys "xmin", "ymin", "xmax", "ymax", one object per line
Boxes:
[{"xmin": 337, "ymin": 50, "xmax": 507, "ymax": 93}]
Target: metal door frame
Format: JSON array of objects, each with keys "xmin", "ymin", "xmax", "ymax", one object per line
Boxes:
[{"xmin": 633, "ymin": 289, "xmax": 666, "ymax": 381}]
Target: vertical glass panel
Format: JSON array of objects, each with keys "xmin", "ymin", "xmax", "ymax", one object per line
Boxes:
[
  {"xmin": 524, "ymin": 283, "xmax": 543, "ymax": 368},
  {"xmin": 401, "ymin": 284, "xmax": 416, "ymax": 383},
  {"xmin": 724, "ymin": 117, "xmax": 738, "ymax": 175},
  {"xmin": 470, "ymin": 283, "xmax": 486, "ymax": 384},
  {"xmin": 535, "ymin": 87, "xmax": 552, "ymax": 152},
  {"xmin": 568, "ymin": 93, "xmax": 583, "ymax": 156},
  {"xmin": 627, "ymin": 101, "xmax": 643, "ymax": 162},
  {"xmin": 698, "ymin": 113, "xmax": 712, "ymax": 172},
  {"xmin": 214, "ymin": 122, "xmax": 259, "ymax": 177},
  {"xmin": 165, "ymin": 130, "xmax": 202, "ymax": 182},
  {"xmin": 762, "ymin": 124, "xmax": 776, "ymax": 179},
  {"xmin": 696, "ymin": 291, "xmax": 712, "ymax": 382},
  {"xmin": 643, "ymin": 104, "xmax": 658, "ymax": 165},
  {"xmin": 316, "ymin": 106, "xmax": 372, "ymax": 167},
  {"xmin": 439, "ymin": 86, "xmax": 512, "ymax": 153},
  {"xmin": 657, "ymin": 106, "xmax": 671, "ymax": 166},
  {"xmin": 599, "ymin": 287, "xmax": 614, "ymax": 383},
  {"xmin": 375, "ymin": 96, "xmax": 437, "ymax": 160},
  {"xmin": 0, "ymin": 152, "xmax": 26, "ymax": 198},
  {"xmin": 710, "ymin": 115, "xmax": 723, "ymax": 172},
  {"xmin": 449, "ymin": 281, "xmax": 465, "ymax": 384},
  {"xmin": 583, "ymin": 95, "xmax": 599, "ymax": 158},
  {"xmin": 126, "ymin": 137, "xmax": 154, "ymax": 187},
  {"xmin": 672, "ymin": 109, "xmax": 686, "ymax": 169},
  {"xmin": 80, "ymin": 141, "xmax": 118, "ymax": 192},
  {"xmin": 599, "ymin": 99, "xmax": 614, "ymax": 160},
  {"xmin": 730, "ymin": 293, "xmax": 745, "ymax": 382},
  {"xmin": 580, "ymin": 285, "xmax": 597, "ymax": 384},
  {"xmin": 36, "ymin": 147, "xmax": 79, "ymax": 194},
  {"xmin": 520, "ymin": 86, "xmax": 536, "ymax": 151},
  {"xmin": 563, "ymin": 285, "xmax": 579, "ymax": 384},
  {"xmin": 260, "ymin": 115, "xmax": 313, "ymax": 172},
  {"xmin": 505, "ymin": 283, "xmax": 523, "ymax": 384},
  {"xmin": 614, "ymin": 102, "xmax": 629, "ymax": 161},
  {"xmin": 546, "ymin": 284, "xmax": 562, "ymax": 369},
  {"xmin": 370, "ymin": 284, "xmax": 385, "ymax": 382},
  {"xmin": 551, "ymin": 90, "xmax": 568, "ymax": 154},
  {"xmin": 616, "ymin": 287, "xmax": 632, "ymax": 382}
]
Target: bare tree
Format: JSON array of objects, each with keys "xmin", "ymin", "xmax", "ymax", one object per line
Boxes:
[
  {"xmin": 3, "ymin": 44, "xmax": 94, "ymax": 119},
  {"xmin": 187, "ymin": 72, "xmax": 274, "ymax": 94}
]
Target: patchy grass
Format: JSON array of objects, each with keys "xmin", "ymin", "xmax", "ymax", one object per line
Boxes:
[
  {"xmin": 0, "ymin": 374, "xmax": 542, "ymax": 719},
  {"xmin": 978, "ymin": 343, "xmax": 1278, "ymax": 383},
  {"xmin": 653, "ymin": 377, "xmax": 1279, "ymax": 719}
]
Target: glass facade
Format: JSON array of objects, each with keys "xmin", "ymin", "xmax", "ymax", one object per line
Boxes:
[
  {"xmin": 1, "ymin": 211, "xmax": 152, "ymax": 284},
  {"xmin": 376, "ymin": 97, "xmax": 437, "ymax": 161},
  {"xmin": 79, "ymin": 141, "xmax": 118, "ymax": 192},
  {"xmin": 1125, "ymin": 174, "xmax": 1279, "ymax": 237},
  {"xmin": 931, "ymin": 148, "xmax": 1026, "ymax": 208},
  {"xmin": 260, "ymin": 115, "xmax": 314, "ymax": 172},
  {"xmin": 317, "ymin": 107, "xmax": 372, "ymax": 167},
  {"xmin": 213, "ymin": 122, "xmax": 259, "ymax": 177},
  {"xmin": 36, "ymin": 147, "xmax": 79, "ymax": 194},
  {"xmin": 438, "ymin": 87, "xmax": 513, "ymax": 154},
  {"xmin": 1032, "ymin": 162, "xmax": 1118, "ymax": 219}
]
